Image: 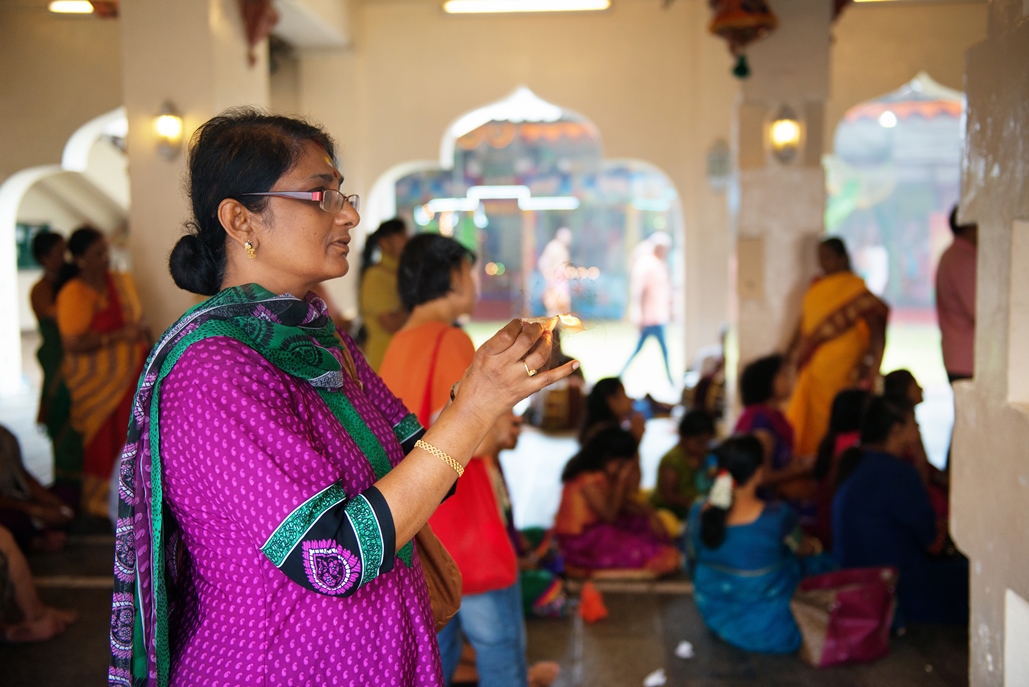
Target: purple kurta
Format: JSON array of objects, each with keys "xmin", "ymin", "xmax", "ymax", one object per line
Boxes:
[{"xmin": 157, "ymin": 334, "xmax": 441, "ymax": 686}]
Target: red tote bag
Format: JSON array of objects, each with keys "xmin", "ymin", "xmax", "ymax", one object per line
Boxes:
[
  {"xmin": 429, "ymin": 458, "xmax": 518, "ymax": 596},
  {"xmin": 419, "ymin": 326, "xmax": 517, "ymax": 596},
  {"xmin": 790, "ymin": 566, "xmax": 898, "ymax": 668}
]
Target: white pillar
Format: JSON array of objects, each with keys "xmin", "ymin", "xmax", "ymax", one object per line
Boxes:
[
  {"xmin": 949, "ymin": 3, "xmax": 1029, "ymax": 685},
  {"xmin": 120, "ymin": 0, "xmax": 269, "ymax": 333},
  {"xmin": 730, "ymin": 0, "xmax": 832, "ymax": 385}
]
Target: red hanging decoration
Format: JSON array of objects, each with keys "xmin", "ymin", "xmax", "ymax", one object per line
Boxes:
[
  {"xmin": 90, "ymin": 1, "xmax": 119, "ymax": 18},
  {"xmin": 708, "ymin": 0, "xmax": 779, "ymax": 79},
  {"xmin": 240, "ymin": 0, "xmax": 280, "ymax": 67}
]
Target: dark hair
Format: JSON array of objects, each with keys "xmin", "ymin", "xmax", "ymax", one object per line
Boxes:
[
  {"xmin": 819, "ymin": 236, "xmax": 852, "ymax": 272},
  {"xmin": 561, "ymin": 427, "xmax": 638, "ymax": 483},
  {"xmin": 57, "ymin": 226, "xmax": 105, "ymax": 289},
  {"xmin": 883, "ymin": 369, "xmax": 916, "ymax": 401},
  {"xmin": 679, "ymin": 410, "xmax": 715, "ymax": 440},
  {"xmin": 579, "ymin": 377, "xmax": 625, "ymax": 443},
  {"xmin": 396, "ymin": 233, "xmax": 476, "ymax": 312},
  {"xmin": 834, "ymin": 396, "xmax": 912, "ymax": 489},
  {"xmin": 168, "ymin": 108, "xmax": 337, "ymax": 296},
  {"xmin": 31, "ymin": 231, "xmax": 64, "ymax": 264},
  {"xmin": 814, "ymin": 389, "xmax": 870, "ymax": 480},
  {"xmin": 360, "ymin": 218, "xmax": 407, "ymax": 277},
  {"xmin": 67, "ymin": 226, "xmax": 104, "ymax": 258},
  {"xmin": 699, "ymin": 434, "xmax": 764, "ymax": 549},
  {"xmin": 739, "ymin": 354, "xmax": 783, "ymax": 406}
]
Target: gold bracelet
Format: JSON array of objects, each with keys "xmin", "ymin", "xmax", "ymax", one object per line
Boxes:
[{"xmin": 415, "ymin": 439, "xmax": 464, "ymax": 477}]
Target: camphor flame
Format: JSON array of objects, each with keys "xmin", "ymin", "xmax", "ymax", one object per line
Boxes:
[
  {"xmin": 557, "ymin": 314, "xmax": 584, "ymax": 333},
  {"xmin": 520, "ymin": 314, "xmax": 584, "ymax": 334}
]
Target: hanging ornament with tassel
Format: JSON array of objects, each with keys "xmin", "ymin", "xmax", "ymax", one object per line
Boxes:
[{"xmin": 708, "ymin": 0, "xmax": 779, "ymax": 79}]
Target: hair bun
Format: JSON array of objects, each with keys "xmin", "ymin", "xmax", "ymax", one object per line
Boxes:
[{"xmin": 169, "ymin": 232, "xmax": 222, "ymax": 296}]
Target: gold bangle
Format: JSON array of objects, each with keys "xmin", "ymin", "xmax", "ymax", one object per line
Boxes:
[{"xmin": 415, "ymin": 439, "xmax": 464, "ymax": 477}]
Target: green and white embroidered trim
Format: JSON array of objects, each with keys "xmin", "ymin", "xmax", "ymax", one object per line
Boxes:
[
  {"xmin": 261, "ymin": 482, "xmax": 348, "ymax": 567},
  {"xmin": 393, "ymin": 413, "xmax": 423, "ymax": 445},
  {"xmin": 345, "ymin": 494, "xmax": 384, "ymax": 587}
]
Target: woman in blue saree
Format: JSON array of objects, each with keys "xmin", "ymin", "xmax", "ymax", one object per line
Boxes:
[{"xmin": 688, "ymin": 434, "xmax": 831, "ymax": 653}]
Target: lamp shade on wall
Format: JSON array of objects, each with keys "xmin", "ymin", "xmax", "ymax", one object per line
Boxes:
[
  {"xmin": 153, "ymin": 102, "xmax": 184, "ymax": 160},
  {"xmin": 769, "ymin": 106, "xmax": 801, "ymax": 164}
]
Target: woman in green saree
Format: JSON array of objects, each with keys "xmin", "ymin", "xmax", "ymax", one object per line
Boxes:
[{"xmin": 29, "ymin": 231, "xmax": 82, "ymax": 507}]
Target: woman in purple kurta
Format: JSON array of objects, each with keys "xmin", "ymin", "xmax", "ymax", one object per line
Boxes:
[
  {"xmin": 108, "ymin": 110, "xmax": 579, "ymax": 687},
  {"xmin": 159, "ymin": 331, "xmax": 437, "ymax": 685}
]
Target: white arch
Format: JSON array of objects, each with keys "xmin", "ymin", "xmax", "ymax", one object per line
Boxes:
[
  {"xmin": 364, "ymin": 159, "xmax": 443, "ymax": 237},
  {"xmin": 61, "ymin": 106, "xmax": 126, "ymax": 173},
  {"xmin": 438, "ymin": 86, "xmax": 593, "ymax": 168},
  {"xmin": 0, "ymin": 165, "xmax": 62, "ymax": 394},
  {"xmin": 0, "ymin": 107, "xmax": 128, "ymax": 397}
]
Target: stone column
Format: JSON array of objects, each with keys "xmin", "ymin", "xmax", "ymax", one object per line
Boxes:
[
  {"xmin": 729, "ymin": 0, "xmax": 832, "ymax": 398},
  {"xmin": 120, "ymin": 0, "xmax": 269, "ymax": 333},
  {"xmin": 950, "ymin": 2, "xmax": 1029, "ymax": 685}
]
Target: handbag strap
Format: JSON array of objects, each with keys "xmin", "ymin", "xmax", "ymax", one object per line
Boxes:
[{"xmin": 419, "ymin": 326, "xmax": 449, "ymax": 425}]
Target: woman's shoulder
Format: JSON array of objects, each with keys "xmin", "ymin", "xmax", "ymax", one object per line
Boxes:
[
  {"xmin": 164, "ymin": 335, "xmax": 284, "ymax": 385},
  {"xmin": 55, "ymin": 277, "xmax": 90, "ymax": 300}
]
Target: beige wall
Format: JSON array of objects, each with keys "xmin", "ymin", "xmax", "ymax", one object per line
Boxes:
[
  {"xmin": 297, "ymin": 0, "xmax": 738, "ymax": 360},
  {"xmin": 950, "ymin": 1, "xmax": 1029, "ymax": 684},
  {"xmin": 0, "ymin": 6, "xmax": 122, "ymax": 185},
  {"xmin": 0, "ymin": 0, "xmax": 990, "ymax": 363},
  {"xmin": 826, "ymin": 2, "xmax": 987, "ymax": 150}
]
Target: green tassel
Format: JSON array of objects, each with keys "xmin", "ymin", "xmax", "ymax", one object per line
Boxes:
[{"xmin": 732, "ymin": 54, "xmax": 751, "ymax": 79}]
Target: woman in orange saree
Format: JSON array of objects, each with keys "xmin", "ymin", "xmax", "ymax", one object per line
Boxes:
[
  {"xmin": 786, "ymin": 238, "xmax": 888, "ymax": 459},
  {"xmin": 55, "ymin": 228, "xmax": 147, "ymax": 518}
]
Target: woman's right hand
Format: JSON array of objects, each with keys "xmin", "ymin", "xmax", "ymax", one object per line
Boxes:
[{"xmin": 452, "ymin": 319, "xmax": 579, "ymax": 428}]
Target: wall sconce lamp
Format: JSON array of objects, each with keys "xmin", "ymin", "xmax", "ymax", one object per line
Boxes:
[
  {"xmin": 153, "ymin": 102, "xmax": 184, "ymax": 160},
  {"xmin": 768, "ymin": 106, "xmax": 802, "ymax": 164},
  {"xmin": 48, "ymin": 1, "xmax": 94, "ymax": 13}
]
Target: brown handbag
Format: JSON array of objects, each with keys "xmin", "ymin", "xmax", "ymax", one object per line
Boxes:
[{"xmin": 414, "ymin": 522, "xmax": 462, "ymax": 632}]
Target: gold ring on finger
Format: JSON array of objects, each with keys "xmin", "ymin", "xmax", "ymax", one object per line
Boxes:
[{"xmin": 523, "ymin": 360, "xmax": 538, "ymax": 377}]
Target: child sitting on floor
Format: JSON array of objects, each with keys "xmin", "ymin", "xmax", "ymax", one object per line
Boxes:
[
  {"xmin": 650, "ymin": 410, "xmax": 717, "ymax": 520},
  {"xmin": 554, "ymin": 427, "xmax": 680, "ymax": 576}
]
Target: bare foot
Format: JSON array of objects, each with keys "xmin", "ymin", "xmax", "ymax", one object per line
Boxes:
[
  {"xmin": 529, "ymin": 660, "xmax": 560, "ymax": 687},
  {"xmin": 3, "ymin": 606, "xmax": 78, "ymax": 643}
]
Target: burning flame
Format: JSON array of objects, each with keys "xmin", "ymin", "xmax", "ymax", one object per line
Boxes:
[{"xmin": 520, "ymin": 314, "xmax": 584, "ymax": 333}]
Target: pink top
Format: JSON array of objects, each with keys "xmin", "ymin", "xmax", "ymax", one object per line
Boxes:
[
  {"xmin": 629, "ymin": 253, "xmax": 672, "ymax": 326},
  {"xmin": 935, "ymin": 236, "xmax": 976, "ymax": 376}
]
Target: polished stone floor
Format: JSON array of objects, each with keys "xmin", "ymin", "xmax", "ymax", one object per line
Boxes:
[{"xmin": 0, "ymin": 537, "xmax": 970, "ymax": 687}]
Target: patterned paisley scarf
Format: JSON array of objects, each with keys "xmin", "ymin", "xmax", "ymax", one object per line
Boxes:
[{"xmin": 108, "ymin": 284, "xmax": 413, "ymax": 687}]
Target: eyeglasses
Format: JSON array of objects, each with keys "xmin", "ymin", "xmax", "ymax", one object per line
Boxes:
[{"xmin": 242, "ymin": 189, "xmax": 360, "ymax": 213}]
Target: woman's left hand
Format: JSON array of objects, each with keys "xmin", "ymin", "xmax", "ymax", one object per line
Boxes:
[{"xmin": 452, "ymin": 319, "xmax": 579, "ymax": 428}]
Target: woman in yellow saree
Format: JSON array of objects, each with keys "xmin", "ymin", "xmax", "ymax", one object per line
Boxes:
[
  {"xmin": 55, "ymin": 228, "xmax": 148, "ymax": 517},
  {"xmin": 786, "ymin": 238, "xmax": 888, "ymax": 458}
]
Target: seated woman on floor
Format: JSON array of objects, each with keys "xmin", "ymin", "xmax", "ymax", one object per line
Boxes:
[
  {"xmin": 812, "ymin": 388, "xmax": 870, "ymax": 548},
  {"xmin": 0, "ymin": 524, "xmax": 78, "ymax": 643},
  {"xmin": 881, "ymin": 369, "xmax": 949, "ymax": 522},
  {"xmin": 689, "ymin": 434, "xmax": 829, "ymax": 654},
  {"xmin": 579, "ymin": 377, "xmax": 645, "ymax": 445},
  {"xmin": 734, "ymin": 354, "xmax": 817, "ymax": 530},
  {"xmin": 833, "ymin": 396, "xmax": 968, "ymax": 625},
  {"xmin": 554, "ymin": 427, "xmax": 679, "ymax": 576},
  {"xmin": 649, "ymin": 410, "xmax": 716, "ymax": 520}
]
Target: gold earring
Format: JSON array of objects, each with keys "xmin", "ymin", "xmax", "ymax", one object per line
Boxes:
[{"xmin": 244, "ymin": 241, "xmax": 256, "ymax": 259}]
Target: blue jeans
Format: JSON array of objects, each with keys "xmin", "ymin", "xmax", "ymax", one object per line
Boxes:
[
  {"xmin": 622, "ymin": 324, "xmax": 673, "ymax": 383},
  {"xmin": 437, "ymin": 581, "xmax": 528, "ymax": 687}
]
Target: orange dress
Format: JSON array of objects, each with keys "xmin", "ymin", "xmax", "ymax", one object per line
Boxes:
[
  {"xmin": 378, "ymin": 321, "xmax": 475, "ymax": 426},
  {"xmin": 55, "ymin": 273, "xmax": 145, "ymax": 516}
]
